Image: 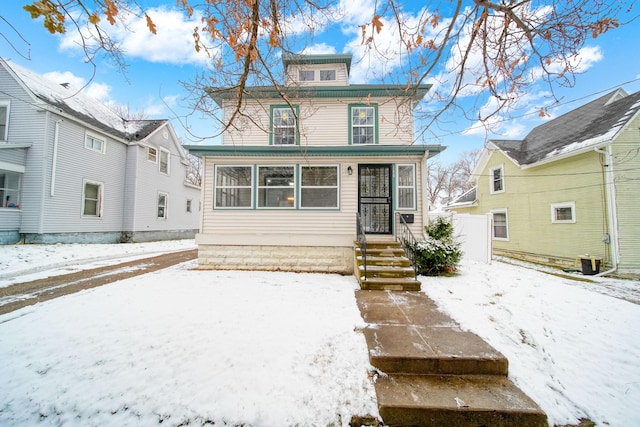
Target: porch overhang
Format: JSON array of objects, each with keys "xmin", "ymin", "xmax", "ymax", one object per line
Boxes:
[{"xmin": 185, "ymin": 144, "xmax": 445, "ymax": 158}]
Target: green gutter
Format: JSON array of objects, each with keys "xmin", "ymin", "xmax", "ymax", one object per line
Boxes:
[{"xmin": 185, "ymin": 144, "xmax": 445, "ymax": 158}]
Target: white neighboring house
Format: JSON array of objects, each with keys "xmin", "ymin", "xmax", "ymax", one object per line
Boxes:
[
  {"xmin": 187, "ymin": 54, "xmax": 444, "ymax": 273},
  {"xmin": 0, "ymin": 58, "xmax": 201, "ymax": 244}
]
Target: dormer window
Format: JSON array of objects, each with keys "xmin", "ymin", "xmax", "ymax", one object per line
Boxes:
[
  {"xmin": 298, "ymin": 70, "xmax": 314, "ymax": 81},
  {"xmin": 320, "ymin": 70, "xmax": 336, "ymax": 81}
]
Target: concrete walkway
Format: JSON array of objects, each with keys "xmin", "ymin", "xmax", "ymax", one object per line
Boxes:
[{"xmin": 355, "ymin": 290, "xmax": 548, "ymax": 427}]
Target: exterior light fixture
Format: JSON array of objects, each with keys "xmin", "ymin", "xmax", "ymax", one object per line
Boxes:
[{"xmin": 347, "ymin": 166, "xmax": 353, "ymax": 175}]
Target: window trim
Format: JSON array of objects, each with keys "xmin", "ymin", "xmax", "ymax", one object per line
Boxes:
[
  {"xmin": 349, "ymin": 104, "xmax": 378, "ymax": 145},
  {"xmin": 159, "ymin": 147, "xmax": 170, "ymax": 175},
  {"xmin": 490, "ymin": 164, "xmax": 505, "ymax": 194},
  {"xmin": 551, "ymin": 201, "xmax": 576, "ymax": 223},
  {"xmin": 147, "ymin": 146, "xmax": 158, "ymax": 163},
  {"xmin": 0, "ymin": 101, "xmax": 10, "ymax": 142},
  {"xmin": 270, "ymin": 105, "xmax": 300, "ymax": 145},
  {"xmin": 82, "ymin": 179, "xmax": 103, "ymax": 218},
  {"xmin": 157, "ymin": 191, "xmax": 168, "ymax": 219},
  {"xmin": 299, "ymin": 164, "xmax": 340, "ymax": 210},
  {"xmin": 491, "ymin": 209, "xmax": 509, "ymax": 241},
  {"xmin": 214, "ymin": 165, "xmax": 254, "ymax": 209},
  {"xmin": 257, "ymin": 165, "xmax": 296, "ymax": 209},
  {"xmin": 84, "ymin": 131, "xmax": 105, "ymax": 154},
  {"xmin": 396, "ymin": 164, "xmax": 417, "ymax": 210}
]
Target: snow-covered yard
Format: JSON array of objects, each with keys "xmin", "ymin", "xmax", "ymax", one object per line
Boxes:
[{"xmin": 0, "ymin": 240, "xmax": 639, "ymax": 426}]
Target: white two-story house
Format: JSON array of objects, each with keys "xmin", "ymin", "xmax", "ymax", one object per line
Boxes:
[
  {"xmin": 187, "ymin": 54, "xmax": 444, "ymax": 273},
  {"xmin": 0, "ymin": 58, "xmax": 200, "ymax": 244}
]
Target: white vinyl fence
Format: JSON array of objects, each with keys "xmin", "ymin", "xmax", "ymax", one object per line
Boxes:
[{"xmin": 429, "ymin": 212, "xmax": 492, "ymax": 264}]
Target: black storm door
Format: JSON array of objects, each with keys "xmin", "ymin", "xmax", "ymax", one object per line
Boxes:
[{"xmin": 358, "ymin": 164, "xmax": 392, "ymax": 234}]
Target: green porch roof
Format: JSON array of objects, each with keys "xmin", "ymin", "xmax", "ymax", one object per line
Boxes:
[
  {"xmin": 207, "ymin": 84, "xmax": 431, "ymax": 106},
  {"xmin": 185, "ymin": 144, "xmax": 445, "ymax": 158}
]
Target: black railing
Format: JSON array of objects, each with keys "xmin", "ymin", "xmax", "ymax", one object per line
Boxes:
[
  {"xmin": 356, "ymin": 212, "xmax": 367, "ymax": 280},
  {"xmin": 395, "ymin": 213, "xmax": 419, "ymax": 278}
]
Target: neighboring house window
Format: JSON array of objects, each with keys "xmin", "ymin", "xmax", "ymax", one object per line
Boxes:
[
  {"xmin": 215, "ymin": 165, "xmax": 253, "ymax": 208},
  {"xmin": 397, "ymin": 164, "xmax": 416, "ymax": 209},
  {"xmin": 147, "ymin": 147, "xmax": 157, "ymax": 163},
  {"xmin": 258, "ymin": 166, "xmax": 295, "ymax": 208},
  {"xmin": 298, "ymin": 70, "xmax": 314, "ymax": 81},
  {"xmin": 82, "ymin": 180, "xmax": 103, "ymax": 217},
  {"xmin": 320, "ymin": 70, "xmax": 336, "ymax": 81},
  {"xmin": 490, "ymin": 165, "xmax": 504, "ymax": 194},
  {"xmin": 186, "ymin": 199, "xmax": 192, "ymax": 213},
  {"xmin": 350, "ymin": 105, "xmax": 377, "ymax": 145},
  {"xmin": 0, "ymin": 102, "xmax": 9, "ymax": 142},
  {"xmin": 551, "ymin": 202, "xmax": 576, "ymax": 223},
  {"xmin": 159, "ymin": 148, "xmax": 170, "ymax": 174},
  {"xmin": 85, "ymin": 132, "xmax": 105, "ymax": 154},
  {"xmin": 157, "ymin": 192, "xmax": 168, "ymax": 219},
  {"xmin": 271, "ymin": 106, "xmax": 298, "ymax": 145},
  {"xmin": 300, "ymin": 165, "xmax": 339, "ymax": 208},
  {"xmin": 0, "ymin": 170, "xmax": 21, "ymax": 208},
  {"xmin": 492, "ymin": 209, "xmax": 509, "ymax": 240}
]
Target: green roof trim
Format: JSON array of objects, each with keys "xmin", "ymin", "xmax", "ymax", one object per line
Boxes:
[
  {"xmin": 207, "ymin": 84, "xmax": 431, "ymax": 106},
  {"xmin": 185, "ymin": 144, "xmax": 445, "ymax": 158},
  {"xmin": 282, "ymin": 54, "xmax": 353, "ymax": 74}
]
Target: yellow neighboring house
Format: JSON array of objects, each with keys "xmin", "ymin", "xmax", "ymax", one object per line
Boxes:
[{"xmin": 447, "ymin": 89, "xmax": 640, "ymax": 277}]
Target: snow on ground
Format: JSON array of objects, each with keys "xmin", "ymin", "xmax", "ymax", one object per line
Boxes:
[{"xmin": 0, "ymin": 240, "xmax": 639, "ymax": 426}]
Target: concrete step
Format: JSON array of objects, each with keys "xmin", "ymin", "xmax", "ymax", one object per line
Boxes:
[
  {"xmin": 356, "ymin": 247, "xmax": 406, "ymax": 258},
  {"xmin": 363, "ymin": 324, "xmax": 508, "ymax": 376},
  {"xmin": 360, "ymin": 277, "xmax": 421, "ymax": 291},
  {"xmin": 359, "ymin": 264, "xmax": 416, "ymax": 279},
  {"xmin": 376, "ymin": 374, "xmax": 548, "ymax": 427},
  {"xmin": 356, "ymin": 255, "xmax": 411, "ymax": 267}
]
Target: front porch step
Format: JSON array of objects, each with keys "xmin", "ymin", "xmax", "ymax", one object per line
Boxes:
[
  {"xmin": 359, "ymin": 277, "xmax": 421, "ymax": 291},
  {"xmin": 358, "ymin": 264, "xmax": 416, "ymax": 279},
  {"xmin": 354, "ymin": 240, "xmax": 420, "ymax": 290},
  {"xmin": 357, "ymin": 255, "xmax": 411, "ymax": 267},
  {"xmin": 376, "ymin": 374, "xmax": 548, "ymax": 427}
]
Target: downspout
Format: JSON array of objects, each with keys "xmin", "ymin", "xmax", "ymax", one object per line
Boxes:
[
  {"xmin": 594, "ymin": 146, "xmax": 619, "ymax": 276},
  {"xmin": 50, "ymin": 119, "xmax": 63, "ymax": 196},
  {"xmin": 421, "ymin": 149, "xmax": 430, "ymax": 239}
]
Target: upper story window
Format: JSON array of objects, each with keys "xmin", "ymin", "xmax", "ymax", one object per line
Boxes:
[
  {"xmin": 147, "ymin": 146, "xmax": 157, "ymax": 163},
  {"xmin": 0, "ymin": 102, "xmax": 9, "ymax": 142},
  {"xmin": 271, "ymin": 106, "xmax": 298, "ymax": 145},
  {"xmin": 1, "ymin": 170, "xmax": 21, "ymax": 208},
  {"xmin": 159, "ymin": 148, "xmax": 170, "ymax": 175},
  {"xmin": 215, "ymin": 165, "xmax": 253, "ymax": 208},
  {"xmin": 350, "ymin": 105, "xmax": 377, "ymax": 145},
  {"xmin": 320, "ymin": 70, "xmax": 336, "ymax": 81},
  {"xmin": 258, "ymin": 166, "xmax": 295, "ymax": 208},
  {"xmin": 397, "ymin": 164, "xmax": 416, "ymax": 210},
  {"xmin": 490, "ymin": 165, "xmax": 504, "ymax": 194},
  {"xmin": 85, "ymin": 132, "xmax": 105, "ymax": 154},
  {"xmin": 82, "ymin": 180, "xmax": 103, "ymax": 217},
  {"xmin": 551, "ymin": 201, "xmax": 576, "ymax": 223},
  {"xmin": 298, "ymin": 70, "xmax": 314, "ymax": 81}
]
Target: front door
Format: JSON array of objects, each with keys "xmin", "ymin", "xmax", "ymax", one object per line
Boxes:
[{"xmin": 358, "ymin": 164, "xmax": 392, "ymax": 234}]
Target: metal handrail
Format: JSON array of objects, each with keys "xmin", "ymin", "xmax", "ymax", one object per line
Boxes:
[
  {"xmin": 395, "ymin": 213, "xmax": 419, "ymax": 278},
  {"xmin": 356, "ymin": 212, "xmax": 367, "ymax": 280}
]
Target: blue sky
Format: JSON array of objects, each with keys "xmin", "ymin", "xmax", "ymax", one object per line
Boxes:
[{"xmin": 1, "ymin": 1, "xmax": 639, "ymax": 164}]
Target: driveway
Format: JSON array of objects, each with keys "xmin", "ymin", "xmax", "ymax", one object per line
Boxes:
[{"xmin": 0, "ymin": 249, "xmax": 197, "ymax": 316}]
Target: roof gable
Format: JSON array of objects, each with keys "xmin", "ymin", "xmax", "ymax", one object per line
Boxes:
[
  {"xmin": 1, "ymin": 59, "xmax": 166, "ymax": 142},
  {"xmin": 491, "ymin": 89, "xmax": 640, "ymax": 166}
]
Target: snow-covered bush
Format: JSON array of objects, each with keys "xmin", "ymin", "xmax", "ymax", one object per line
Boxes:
[{"xmin": 407, "ymin": 216, "xmax": 462, "ymax": 276}]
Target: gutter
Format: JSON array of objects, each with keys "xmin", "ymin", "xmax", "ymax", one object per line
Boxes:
[{"xmin": 594, "ymin": 146, "xmax": 620, "ymax": 277}]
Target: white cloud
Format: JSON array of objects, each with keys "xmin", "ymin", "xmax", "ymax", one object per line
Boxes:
[
  {"xmin": 42, "ymin": 70, "xmax": 112, "ymax": 103},
  {"xmin": 301, "ymin": 43, "xmax": 337, "ymax": 55},
  {"xmin": 59, "ymin": 7, "xmax": 213, "ymax": 66}
]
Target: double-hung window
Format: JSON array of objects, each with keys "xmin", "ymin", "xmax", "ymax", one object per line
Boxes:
[
  {"xmin": 85, "ymin": 132, "xmax": 105, "ymax": 154},
  {"xmin": 82, "ymin": 180, "xmax": 103, "ymax": 217},
  {"xmin": 300, "ymin": 166, "xmax": 338, "ymax": 208},
  {"xmin": 0, "ymin": 101, "xmax": 9, "ymax": 141},
  {"xmin": 397, "ymin": 164, "xmax": 416, "ymax": 209},
  {"xmin": 258, "ymin": 166, "xmax": 294, "ymax": 208},
  {"xmin": 271, "ymin": 106, "xmax": 298, "ymax": 145},
  {"xmin": 490, "ymin": 165, "xmax": 504, "ymax": 194},
  {"xmin": 157, "ymin": 192, "xmax": 168, "ymax": 219},
  {"xmin": 350, "ymin": 105, "xmax": 377, "ymax": 145},
  {"xmin": 215, "ymin": 166, "xmax": 253, "ymax": 208},
  {"xmin": 492, "ymin": 209, "xmax": 508, "ymax": 240},
  {"xmin": 0, "ymin": 170, "xmax": 21, "ymax": 208},
  {"xmin": 551, "ymin": 202, "xmax": 576, "ymax": 223},
  {"xmin": 159, "ymin": 148, "xmax": 170, "ymax": 174},
  {"xmin": 147, "ymin": 147, "xmax": 157, "ymax": 163}
]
